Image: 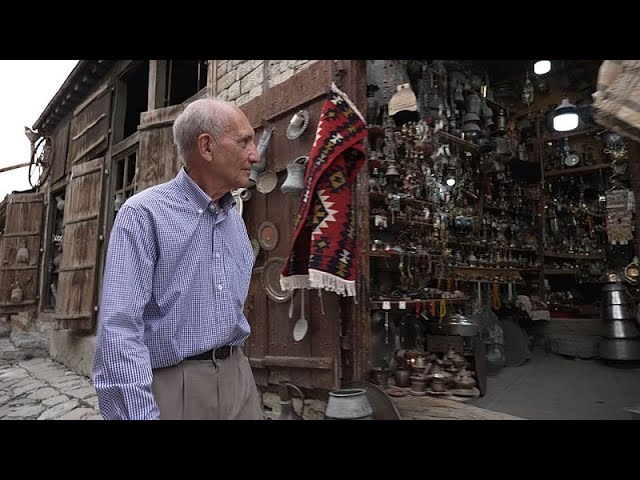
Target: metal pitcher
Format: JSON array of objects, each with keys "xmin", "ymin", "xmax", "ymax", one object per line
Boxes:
[
  {"xmin": 281, "ymin": 156, "xmax": 308, "ymax": 196},
  {"xmin": 324, "ymin": 388, "xmax": 373, "ymax": 420},
  {"xmin": 278, "ymin": 382, "xmax": 305, "ymax": 420}
]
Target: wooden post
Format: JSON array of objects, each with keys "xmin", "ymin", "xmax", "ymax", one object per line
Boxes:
[
  {"xmin": 207, "ymin": 60, "xmax": 217, "ymax": 97},
  {"xmin": 148, "ymin": 60, "xmax": 167, "ymax": 111},
  {"xmin": 628, "ymin": 141, "xmax": 640, "ymax": 257}
]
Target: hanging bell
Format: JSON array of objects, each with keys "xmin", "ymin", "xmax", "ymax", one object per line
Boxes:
[
  {"xmin": 385, "ymin": 162, "xmax": 400, "ymax": 177},
  {"xmin": 281, "ymin": 156, "xmax": 308, "ymax": 196},
  {"xmin": 496, "ymin": 109, "xmax": 507, "ymax": 133}
]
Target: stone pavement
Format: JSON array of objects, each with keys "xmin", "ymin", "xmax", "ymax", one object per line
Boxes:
[{"xmin": 0, "ymin": 357, "xmax": 102, "ymax": 420}]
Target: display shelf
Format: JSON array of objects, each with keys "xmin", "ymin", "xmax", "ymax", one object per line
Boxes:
[{"xmin": 545, "ymin": 162, "xmax": 613, "ymax": 177}]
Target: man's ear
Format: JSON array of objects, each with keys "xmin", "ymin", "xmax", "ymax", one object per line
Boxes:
[{"xmin": 198, "ymin": 134, "xmax": 214, "ymax": 161}]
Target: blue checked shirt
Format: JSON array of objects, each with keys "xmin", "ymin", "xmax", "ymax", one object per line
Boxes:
[{"xmin": 92, "ymin": 167, "xmax": 255, "ymax": 420}]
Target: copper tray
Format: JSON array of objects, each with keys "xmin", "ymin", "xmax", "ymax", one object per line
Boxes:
[{"xmin": 261, "ymin": 257, "xmax": 292, "ymax": 303}]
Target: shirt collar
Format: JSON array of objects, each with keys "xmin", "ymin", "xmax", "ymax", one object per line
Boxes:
[{"xmin": 174, "ymin": 167, "xmax": 236, "ymax": 213}]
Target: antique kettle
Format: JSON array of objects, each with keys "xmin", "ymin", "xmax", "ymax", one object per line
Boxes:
[
  {"xmin": 278, "ymin": 382, "xmax": 305, "ymax": 420},
  {"xmin": 281, "ymin": 156, "xmax": 309, "ymax": 196}
]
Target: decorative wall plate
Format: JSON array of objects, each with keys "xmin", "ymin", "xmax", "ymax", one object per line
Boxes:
[
  {"xmin": 256, "ymin": 170, "xmax": 278, "ymax": 193},
  {"xmin": 258, "ymin": 221, "xmax": 279, "ymax": 251},
  {"xmin": 286, "ymin": 109, "xmax": 310, "ymax": 140},
  {"xmin": 251, "ymin": 239, "xmax": 260, "ymax": 260},
  {"xmin": 261, "ymin": 257, "xmax": 292, "ymax": 303}
]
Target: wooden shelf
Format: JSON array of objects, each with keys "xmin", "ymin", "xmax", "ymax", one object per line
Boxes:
[
  {"xmin": 369, "ymin": 191, "xmax": 437, "ymax": 209},
  {"xmin": 544, "ymin": 162, "xmax": 613, "ymax": 177},
  {"xmin": 451, "ymin": 266, "xmax": 540, "ymax": 273},
  {"xmin": 370, "ymin": 297, "xmax": 468, "ymax": 307},
  {"xmin": 544, "ymin": 269, "xmax": 577, "ymax": 275},
  {"xmin": 435, "ymin": 131, "xmax": 478, "ymax": 151},
  {"xmin": 544, "ymin": 251, "xmax": 606, "ymax": 260},
  {"xmin": 370, "ymin": 251, "xmax": 446, "ymax": 258},
  {"xmin": 541, "ymin": 125, "xmax": 602, "ymax": 142},
  {"xmin": 370, "ymin": 215, "xmax": 433, "ymax": 228},
  {"xmin": 447, "ymin": 240, "xmax": 538, "ymax": 253}
]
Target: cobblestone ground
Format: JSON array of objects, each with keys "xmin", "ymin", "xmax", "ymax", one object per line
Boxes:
[{"xmin": 0, "ymin": 358, "xmax": 102, "ymax": 420}]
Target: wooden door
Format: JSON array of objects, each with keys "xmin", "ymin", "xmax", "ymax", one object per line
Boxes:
[
  {"xmin": 67, "ymin": 83, "xmax": 111, "ymax": 169},
  {"xmin": 0, "ymin": 193, "xmax": 43, "ymax": 314},
  {"xmin": 55, "ymin": 157, "xmax": 105, "ymax": 330},
  {"xmin": 136, "ymin": 105, "xmax": 184, "ymax": 192}
]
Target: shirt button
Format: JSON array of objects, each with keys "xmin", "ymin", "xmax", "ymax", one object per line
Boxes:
[
  {"xmin": 215, "ymin": 253, "xmax": 220, "ymax": 259},
  {"xmin": 217, "ymin": 284, "xmax": 223, "ymax": 291},
  {"xmin": 198, "ymin": 208, "xmax": 203, "ymax": 214}
]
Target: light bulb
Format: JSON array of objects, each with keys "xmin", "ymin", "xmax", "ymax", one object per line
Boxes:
[
  {"xmin": 553, "ymin": 112, "xmax": 579, "ymax": 132},
  {"xmin": 534, "ymin": 60, "xmax": 551, "ymax": 75},
  {"xmin": 553, "ymin": 98, "xmax": 579, "ymax": 132},
  {"xmin": 446, "ymin": 177, "xmax": 456, "ymax": 187}
]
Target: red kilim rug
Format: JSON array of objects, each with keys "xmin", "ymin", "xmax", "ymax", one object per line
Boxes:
[{"xmin": 280, "ymin": 83, "xmax": 367, "ymax": 297}]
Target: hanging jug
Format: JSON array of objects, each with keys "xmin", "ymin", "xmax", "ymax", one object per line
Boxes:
[
  {"xmin": 278, "ymin": 382, "xmax": 305, "ymax": 420},
  {"xmin": 16, "ymin": 240, "xmax": 29, "ymax": 264},
  {"xmin": 281, "ymin": 156, "xmax": 308, "ymax": 196},
  {"xmin": 11, "ymin": 282, "xmax": 23, "ymax": 304}
]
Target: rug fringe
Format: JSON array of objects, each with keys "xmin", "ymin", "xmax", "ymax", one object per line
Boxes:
[
  {"xmin": 280, "ymin": 274, "xmax": 310, "ymax": 291},
  {"xmin": 331, "ymin": 82, "xmax": 366, "ymax": 124},
  {"xmin": 309, "ymin": 269, "xmax": 356, "ymax": 297}
]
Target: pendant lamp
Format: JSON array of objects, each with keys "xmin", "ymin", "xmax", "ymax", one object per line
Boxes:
[
  {"xmin": 533, "ymin": 60, "xmax": 551, "ymax": 75},
  {"xmin": 553, "ymin": 98, "xmax": 579, "ymax": 132}
]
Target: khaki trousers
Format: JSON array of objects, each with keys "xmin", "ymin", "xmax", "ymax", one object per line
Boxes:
[{"xmin": 151, "ymin": 348, "xmax": 263, "ymax": 420}]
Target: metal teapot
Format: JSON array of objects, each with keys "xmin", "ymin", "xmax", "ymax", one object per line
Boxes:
[{"xmin": 278, "ymin": 382, "xmax": 305, "ymax": 420}]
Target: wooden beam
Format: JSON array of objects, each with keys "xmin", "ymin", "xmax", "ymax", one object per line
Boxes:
[
  {"xmin": 0, "ymin": 162, "xmax": 30, "ymax": 174},
  {"xmin": 249, "ymin": 355, "xmax": 333, "ymax": 369}
]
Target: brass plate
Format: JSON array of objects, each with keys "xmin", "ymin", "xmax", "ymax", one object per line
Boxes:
[
  {"xmin": 261, "ymin": 257, "xmax": 292, "ymax": 303},
  {"xmin": 258, "ymin": 221, "xmax": 279, "ymax": 251}
]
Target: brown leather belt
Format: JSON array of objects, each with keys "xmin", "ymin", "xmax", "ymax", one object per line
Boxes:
[{"xmin": 185, "ymin": 346, "xmax": 234, "ymax": 361}]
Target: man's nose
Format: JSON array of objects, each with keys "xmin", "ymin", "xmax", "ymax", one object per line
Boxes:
[{"xmin": 248, "ymin": 143, "xmax": 259, "ymax": 164}]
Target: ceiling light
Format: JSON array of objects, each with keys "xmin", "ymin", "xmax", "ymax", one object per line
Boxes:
[
  {"xmin": 553, "ymin": 98, "xmax": 579, "ymax": 132},
  {"xmin": 534, "ymin": 60, "xmax": 551, "ymax": 75}
]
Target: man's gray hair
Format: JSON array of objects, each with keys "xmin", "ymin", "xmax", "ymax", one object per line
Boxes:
[{"xmin": 173, "ymin": 97, "xmax": 230, "ymax": 164}]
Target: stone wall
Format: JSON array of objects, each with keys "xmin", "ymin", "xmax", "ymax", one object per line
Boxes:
[
  {"xmin": 49, "ymin": 329, "xmax": 96, "ymax": 377},
  {"xmin": 216, "ymin": 60, "xmax": 317, "ymax": 106}
]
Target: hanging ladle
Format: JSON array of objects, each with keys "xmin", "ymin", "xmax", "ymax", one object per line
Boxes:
[{"xmin": 293, "ymin": 289, "xmax": 308, "ymax": 341}]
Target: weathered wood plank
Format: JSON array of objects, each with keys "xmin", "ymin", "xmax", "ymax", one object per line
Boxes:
[
  {"xmin": 391, "ymin": 394, "xmax": 524, "ymax": 420},
  {"xmin": 249, "ymin": 356, "xmax": 333, "ymax": 369}
]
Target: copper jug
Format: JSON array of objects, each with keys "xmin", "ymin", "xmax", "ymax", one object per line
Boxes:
[{"xmin": 278, "ymin": 382, "xmax": 305, "ymax": 420}]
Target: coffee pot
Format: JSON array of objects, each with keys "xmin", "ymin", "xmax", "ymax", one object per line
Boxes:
[{"xmin": 278, "ymin": 382, "xmax": 305, "ymax": 420}]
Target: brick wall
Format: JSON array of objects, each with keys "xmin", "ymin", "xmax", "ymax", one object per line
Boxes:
[{"xmin": 216, "ymin": 60, "xmax": 318, "ymax": 106}]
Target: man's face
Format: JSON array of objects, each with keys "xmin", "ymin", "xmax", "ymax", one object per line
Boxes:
[{"xmin": 210, "ymin": 107, "xmax": 258, "ymax": 190}]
